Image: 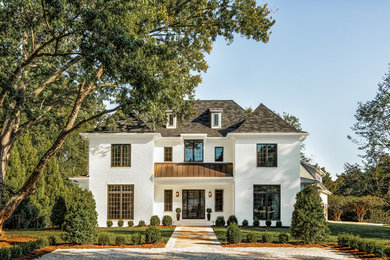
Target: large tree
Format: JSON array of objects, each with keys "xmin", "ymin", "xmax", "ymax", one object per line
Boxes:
[{"xmin": 0, "ymin": 0, "xmax": 275, "ymax": 234}]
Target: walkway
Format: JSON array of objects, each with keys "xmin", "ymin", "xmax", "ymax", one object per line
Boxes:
[{"xmin": 38, "ymin": 226, "xmax": 359, "ymax": 259}]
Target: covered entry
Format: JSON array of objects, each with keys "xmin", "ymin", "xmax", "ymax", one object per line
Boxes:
[{"xmin": 182, "ymin": 190, "xmax": 205, "ymax": 219}]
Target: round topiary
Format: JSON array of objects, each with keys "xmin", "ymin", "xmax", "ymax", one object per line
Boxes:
[
  {"xmin": 265, "ymin": 219, "xmax": 272, "ymax": 227},
  {"xmin": 253, "ymin": 218, "xmax": 260, "ymax": 227},
  {"xmin": 62, "ymin": 190, "xmax": 98, "ymax": 244},
  {"xmin": 242, "ymin": 219, "xmax": 248, "ymax": 226},
  {"xmin": 98, "ymin": 234, "xmax": 111, "ymax": 245},
  {"xmin": 128, "ymin": 220, "xmax": 134, "ymax": 227},
  {"xmin": 226, "ymin": 223, "xmax": 241, "ymax": 243},
  {"xmin": 162, "ymin": 215, "xmax": 173, "ymax": 226},
  {"xmin": 138, "ymin": 220, "xmax": 146, "ymax": 227},
  {"xmin": 216, "ymin": 216, "xmax": 225, "ymax": 226},
  {"xmin": 247, "ymin": 232, "xmax": 257, "ymax": 243},
  {"xmin": 262, "ymin": 232, "xmax": 274, "ymax": 243},
  {"xmin": 276, "ymin": 220, "xmax": 282, "ymax": 228},
  {"xmin": 115, "ymin": 236, "xmax": 126, "ymax": 245},
  {"xmin": 278, "ymin": 233, "xmax": 289, "ymax": 244},
  {"xmin": 131, "ymin": 233, "xmax": 142, "ymax": 245},
  {"xmin": 145, "ymin": 226, "xmax": 162, "ymax": 243},
  {"xmin": 150, "ymin": 215, "xmax": 160, "ymax": 226},
  {"xmin": 107, "ymin": 220, "xmax": 113, "ymax": 228},
  {"xmin": 117, "ymin": 219, "xmax": 124, "ymax": 227},
  {"xmin": 291, "ymin": 184, "xmax": 330, "ymax": 244},
  {"xmin": 227, "ymin": 215, "xmax": 238, "ymax": 226}
]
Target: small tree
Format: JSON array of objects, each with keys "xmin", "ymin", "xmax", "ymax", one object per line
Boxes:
[
  {"xmin": 291, "ymin": 185, "xmax": 330, "ymax": 244},
  {"xmin": 350, "ymin": 196, "xmax": 376, "ymax": 222},
  {"xmin": 328, "ymin": 195, "xmax": 348, "ymax": 221},
  {"xmin": 51, "ymin": 196, "xmax": 67, "ymax": 228},
  {"xmin": 62, "ymin": 190, "xmax": 97, "ymax": 244}
]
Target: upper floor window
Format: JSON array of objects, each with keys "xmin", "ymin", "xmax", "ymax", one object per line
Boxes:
[
  {"xmin": 256, "ymin": 144, "xmax": 277, "ymax": 167},
  {"xmin": 111, "ymin": 144, "xmax": 131, "ymax": 167},
  {"xmin": 166, "ymin": 111, "xmax": 176, "ymax": 128},
  {"xmin": 164, "ymin": 147, "xmax": 173, "ymax": 162},
  {"xmin": 184, "ymin": 140, "xmax": 203, "ymax": 162},
  {"xmin": 215, "ymin": 147, "xmax": 223, "ymax": 162},
  {"xmin": 210, "ymin": 109, "xmax": 222, "ymax": 128}
]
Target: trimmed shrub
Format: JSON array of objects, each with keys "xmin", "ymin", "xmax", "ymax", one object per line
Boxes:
[
  {"xmin": 291, "ymin": 185, "xmax": 330, "ymax": 244},
  {"xmin": 98, "ymin": 234, "xmax": 111, "ymax": 245},
  {"xmin": 128, "ymin": 220, "xmax": 134, "ymax": 227},
  {"xmin": 145, "ymin": 226, "xmax": 162, "ymax": 243},
  {"xmin": 131, "ymin": 233, "xmax": 142, "ymax": 245},
  {"xmin": 138, "ymin": 220, "xmax": 146, "ymax": 227},
  {"xmin": 10, "ymin": 246, "xmax": 23, "ymax": 258},
  {"xmin": 278, "ymin": 233, "xmax": 289, "ymax": 244},
  {"xmin": 51, "ymin": 196, "xmax": 67, "ymax": 228},
  {"xmin": 216, "ymin": 216, "xmax": 225, "ymax": 226},
  {"xmin": 337, "ymin": 233, "xmax": 354, "ymax": 247},
  {"xmin": 115, "ymin": 236, "xmax": 127, "ymax": 245},
  {"xmin": 247, "ymin": 232, "xmax": 257, "ymax": 243},
  {"xmin": 36, "ymin": 238, "xmax": 49, "ymax": 248},
  {"xmin": 107, "ymin": 220, "xmax": 113, "ymax": 227},
  {"xmin": 118, "ymin": 220, "xmax": 124, "ymax": 227},
  {"xmin": 227, "ymin": 215, "xmax": 238, "ymax": 226},
  {"xmin": 0, "ymin": 247, "xmax": 11, "ymax": 260},
  {"xmin": 337, "ymin": 233, "xmax": 387, "ymax": 258},
  {"xmin": 276, "ymin": 220, "xmax": 282, "ymax": 228},
  {"xmin": 226, "ymin": 223, "xmax": 241, "ymax": 243},
  {"xmin": 48, "ymin": 235, "xmax": 57, "ymax": 245},
  {"xmin": 242, "ymin": 219, "xmax": 248, "ymax": 226},
  {"xmin": 150, "ymin": 215, "xmax": 161, "ymax": 226},
  {"xmin": 253, "ymin": 218, "xmax": 260, "ymax": 227},
  {"xmin": 384, "ymin": 247, "xmax": 390, "ymax": 257},
  {"xmin": 262, "ymin": 232, "xmax": 274, "ymax": 243},
  {"xmin": 265, "ymin": 219, "xmax": 272, "ymax": 227},
  {"xmin": 162, "ymin": 215, "xmax": 172, "ymax": 226},
  {"xmin": 19, "ymin": 242, "xmax": 33, "ymax": 254}
]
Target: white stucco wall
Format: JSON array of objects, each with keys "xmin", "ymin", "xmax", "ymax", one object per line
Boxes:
[
  {"xmin": 87, "ymin": 134, "xmax": 156, "ymax": 227},
  {"xmin": 233, "ymin": 134, "xmax": 302, "ymax": 226}
]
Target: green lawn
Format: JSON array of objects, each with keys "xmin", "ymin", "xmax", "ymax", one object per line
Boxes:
[
  {"xmin": 213, "ymin": 223, "xmax": 390, "ymax": 245},
  {"xmin": 5, "ymin": 226, "xmax": 175, "ymax": 244}
]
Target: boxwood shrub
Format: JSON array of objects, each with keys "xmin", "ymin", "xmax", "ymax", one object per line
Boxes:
[
  {"xmin": 115, "ymin": 236, "xmax": 127, "ymax": 245},
  {"xmin": 145, "ymin": 226, "xmax": 161, "ymax": 243},
  {"xmin": 262, "ymin": 232, "xmax": 274, "ymax": 243},
  {"xmin": 117, "ymin": 219, "xmax": 124, "ymax": 227},
  {"xmin": 98, "ymin": 234, "xmax": 111, "ymax": 245},
  {"xmin": 227, "ymin": 215, "xmax": 238, "ymax": 226},
  {"xmin": 131, "ymin": 233, "xmax": 142, "ymax": 245},
  {"xmin": 247, "ymin": 232, "xmax": 257, "ymax": 243},
  {"xmin": 0, "ymin": 247, "xmax": 11, "ymax": 260},
  {"xmin": 242, "ymin": 219, "xmax": 248, "ymax": 226},
  {"xmin": 216, "ymin": 216, "xmax": 225, "ymax": 226},
  {"xmin": 138, "ymin": 220, "xmax": 146, "ymax": 227},
  {"xmin": 337, "ymin": 233, "xmax": 387, "ymax": 258},
  {"xmin": 107, "ymin": 220, "xmax": 113, "ymax": 228},
  {"xmin": 265, "ymin": 219, "xmax": 272, "ymax": 227},
  {"xmin": 278, "ymin": 233, "xmax": 289, "ymax": 244},
  {"xmin": 253, "ymin": 218, "xmax": 260, "ymax": 227},
  {"xmin": 226, "ymin": 223, "xmax": 241, "ymax": 243},
  {"xmin": 128, "ymin": 220, "xmax": 134, "ymax": 227},
  {"xmin": 150, "ymin": 215, "xmax": 160, "ymax": 226},
  {"xmin": 162, "ymin": 215, "xmax": 172, "ymax": 226}
]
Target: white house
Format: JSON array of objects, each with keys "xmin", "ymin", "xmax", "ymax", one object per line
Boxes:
[{"xmin": 72, "ymin": 100, "xmax": 329, "ymax": 227}]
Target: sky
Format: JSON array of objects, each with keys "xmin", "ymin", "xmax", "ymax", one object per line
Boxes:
[{"xmin": 195, "ymin": 0, "xmax": 390, "ymax": 178}]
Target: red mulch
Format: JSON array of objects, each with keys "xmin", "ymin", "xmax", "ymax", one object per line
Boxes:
[{"xmin": 0, "ymin": 236, "xmax": 36, "ymax": 247}]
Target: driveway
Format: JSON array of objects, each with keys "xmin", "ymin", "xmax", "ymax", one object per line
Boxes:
[{"xmin": 38, "ymin": 227, "xmax": 358, "ymax": 259}]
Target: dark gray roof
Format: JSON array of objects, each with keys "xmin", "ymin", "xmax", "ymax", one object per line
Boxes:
[{"xmin": 91, "ymin": 100, "xmax": 305, "ymax": 136}]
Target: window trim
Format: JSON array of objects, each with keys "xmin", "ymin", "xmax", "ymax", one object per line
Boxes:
[
  {"xmin": 253, "ymin": 185, "xmax": 281, "ymax": 221},
  {"xmin": 107, "ymin": 184, "xmax": 134, "ymax": 220},
  {"xmin": 256, "ymin": 144, "xmax": 277, "ymax": 167},
  {"xmin": 111, "ymin": 144, "xmax": 131, "ymax": 167},
  {"xmin": 215, "ymin": 189, "xmax": 224, "ymax": 212},
  {"xmin": 164, "ymin": 190, "xmax": 173, "ymax": 212},
  {"xmin": 164, "ymin": 147, "xmax": 173, "ymax": 162},
  {"xmin": 184, "ymin": 140, "xmax": 204, "ymax": 162},
  {"xmin": 214, "ymin": 147, "xmax": 224, "ymax": 162},
  {"xmin": 211, "ymin": 112, "xmax": 222, "ymax": 128}
]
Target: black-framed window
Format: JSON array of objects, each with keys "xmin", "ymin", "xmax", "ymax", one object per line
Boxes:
[
  {"xmin": 215, "ymin": 147, "xmax": 223, "ymax": 162},
  {"xmin": 253, "ymin": 185, "xmax": 280, "ymax": 220},
  {"xmin": 256, "ymin": 144, "xmax": 277, "ymax": 167},
  {"xmin": 215, "ymin": 189, "xmax": 223, "ymax": 212},
  {"xmin": 164, "ymin": 147, "xmax": 173, "ymax": 162},
  {"xmin": 111, "ymin": 144, "xmax": 131, "ymax": 167},
  {"xmin": 164, "ymin": 190, "xmax": 173, "ymax": 211},
  {"xmin": 184, "ymin": 140, "xmax": 203, "ymax": 162},
  {"xmin": 108, "ymin": 185, "xmax": 134, "ymax": 219}
]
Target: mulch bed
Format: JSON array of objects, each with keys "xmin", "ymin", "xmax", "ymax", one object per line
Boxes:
[{"xmin": 0, "ymin": 236, "xmax": 36, "ymax": 247}]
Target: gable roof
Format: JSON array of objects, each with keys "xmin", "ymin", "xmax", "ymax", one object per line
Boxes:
[{"xmin": 90, "ymin": 100, "xmax": 306, "ymax": 136}]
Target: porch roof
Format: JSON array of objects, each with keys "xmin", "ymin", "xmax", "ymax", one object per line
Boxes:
[{"xmin": 154, "ymin": 163, "xmax": 233, "ymax": 178}]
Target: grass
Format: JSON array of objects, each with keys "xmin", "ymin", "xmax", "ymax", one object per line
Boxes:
[
  {"xmin": 5, "ymin": 226, "xmax": 175, "ymax": 244},
  {"xmin": 213, "ymin": 223, "xmax": 390, "ymax": 245}
]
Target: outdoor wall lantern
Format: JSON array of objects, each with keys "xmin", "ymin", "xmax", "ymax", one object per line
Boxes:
[
  {"xmin": 208, "ymin": 191, "xmax": 212, "ymax": 197},
  {"xmin": 176, "ymin": 191, "xmax": 179, "ymax": 197}
]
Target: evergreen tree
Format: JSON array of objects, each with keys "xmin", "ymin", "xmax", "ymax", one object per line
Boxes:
[
  {"xmin": 51, "ymin": 196, "xmax": 67, "ymax": 228},
  {"xmin": 291, "ymin": 185, "xmax": 330, "ymax": 244}
]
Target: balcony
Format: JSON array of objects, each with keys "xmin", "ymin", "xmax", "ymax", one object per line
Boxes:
[{"xmin": 154, "ymin": 163, "xmax": 233, "ymax": 178}]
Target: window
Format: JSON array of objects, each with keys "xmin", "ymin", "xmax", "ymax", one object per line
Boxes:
[
  {"xmin": 164, "ymin": 190, "xmax": 173, "ymax": 211},
  {"xmin": 253, "ymin": 185, "xmax": 280, "ymax": 220},
  {"xmin": 184, "ymin": 140, "xmax": 203, "ymax": 162},
  {"xmin": 215, "ymin": 147, "xmax": 223, "ymax": 162},
  {"xmin": 211, "ymin": 112, "xmax": 222, "ymax": 128},
  {"xmin": 214, "ymin": 114, "xmax": 219, "ymax": 127},
  {"xmin": 164, "ymin": 147, "xmax": 173, "ymax": 162},
  {"xmin": 111, "ymin": 144, "xmax": 131, "ymax": 167},
  {"xmin": 256, "ymin": 144, "xmax": 277, "ymax": 167},
  {"xmin": 108, "ymin": 185, "xmax": 134, "ymax": 219},
  {"xmin": 168, "ymin": 114, "xmax": 174, "ymax": 126},
  {"xmin": 215, "ymin": 189, "xmax": 223, "ymax": 212},
  {"xmin": 166, "ymin": 112, "xmax": 176, "ymax": 128}
]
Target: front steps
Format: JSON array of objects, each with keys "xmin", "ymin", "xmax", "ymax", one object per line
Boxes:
[{"xmin": 173, "ymin": 220, "xmax": 214, "ymax": 226}]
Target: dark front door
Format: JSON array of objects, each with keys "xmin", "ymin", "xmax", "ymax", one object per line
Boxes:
[{"xmin": 182, "ymin": 190, "xmax": 205, "ymax": 219}]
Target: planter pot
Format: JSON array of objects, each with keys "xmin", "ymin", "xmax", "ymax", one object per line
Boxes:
[
  {"xmin": 207, "ymin": 213, "xmax": 211, "ymax": 221},
  {"xmin": 176, "ymin": 214, "xmax": 180, "ymax": 221}
]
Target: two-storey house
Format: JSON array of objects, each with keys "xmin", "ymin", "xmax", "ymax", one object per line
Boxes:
[{"xmin": 73, "ymin": 100, "xmax": 322, "ymax": 227}]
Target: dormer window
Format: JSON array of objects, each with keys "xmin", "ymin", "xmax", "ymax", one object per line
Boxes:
[
  {"xmin": 209, "ymin": 108, "xmax": 222, "ymax": 128},
  {"xmin": 166, "ymin": 111, "xmax": 176, "ymax": 128}
]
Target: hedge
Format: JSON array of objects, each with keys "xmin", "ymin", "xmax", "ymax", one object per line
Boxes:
[
  {"xmin": 0, "ymin": 238, "xmax": 49, "ymax": 260},
  {"xmin": 337, "ymin": 233, "xmax": 388, "ymax": 258}
]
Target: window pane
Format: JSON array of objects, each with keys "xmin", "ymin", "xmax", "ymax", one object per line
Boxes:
[
  {"xmin": 122, "ymin": 144, "xmax": 131, "ymax": 166},
  {"xmin": 214, "ymin": 113, "xmax": 219, "ymax": 126},
  {"xmin": 254, "ymin": 185, "xmax": 280, "ymax": 220},
  {"xmin": 184, "ymin": 140, "xmax": 203, "ymax": 162},
  {"xmin": 164, "ymin": 190, "xmax": 172, "ymax": 211},
  {"xmin": 108, "ymin": 185, "xmax": 134, "ymax": 220},
  {"xmin": 184, "ymin": 140, "xmax": 194, "ymax": 162},
  {"xmin": 108, "ymin": 193, "xmax": 120, "ymax": 219},
  {"xmin": 215, "ymin": 147, "xmax": 223, "ymax": 162},
  {"xmin": 254, "ymin": 191, "xmax": 266, "ymax": 220},
  {"xmin": 215, "ymin": 190, "xmax": 223, "ymax": 212},
  {"xmin": 267, "ymin": 192, "xmax": 280, "ymax": 220},
  {"xmin": 111, "ymin": 144, "xmax": 131, "ymax": 167},
  {"xmin": 257, "ymin": 144, "xmax": 277, "ymax": 167},
  {"xmin": 164, "ymin": 147, "xmax": 173, "ymax": 162},
  {"xmin": 193, "ymin": 140, "xmax": 203, "ymax": 162}
]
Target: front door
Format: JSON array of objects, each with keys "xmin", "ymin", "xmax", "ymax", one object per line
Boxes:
[{"xmin": 182, "ymin": 190, "xmax": 205, "ymax": 219}]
